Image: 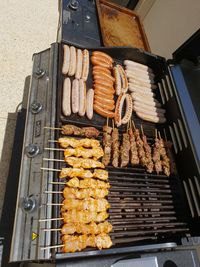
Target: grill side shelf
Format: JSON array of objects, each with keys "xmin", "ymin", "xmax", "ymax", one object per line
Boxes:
[{"xmin": 9, "ymin": 43, "xmax": 58, "ymax": 262}]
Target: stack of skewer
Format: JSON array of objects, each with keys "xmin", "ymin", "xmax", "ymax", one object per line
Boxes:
[{"xmin": 40, "ymin": 124, "xmax": 112, "ymax": 253}]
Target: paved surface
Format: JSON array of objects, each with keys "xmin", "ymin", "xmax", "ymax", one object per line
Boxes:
[{"xmin": 0, "ymin": 0, "xmax": 58, "ymax": 218}]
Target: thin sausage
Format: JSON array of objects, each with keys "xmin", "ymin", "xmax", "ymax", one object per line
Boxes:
[
  {"xmin": 91, "ymin": 56, "xmax": 112, "ymax": 69},
  {"xmin": 94, "ymin": 99, "xmax": 115, "ymax": 111},
  {"xmin": 68, "ymin": 46, "xmax": 76, "ymax": 76},
  {"xmin": 136, "ymin": 111, "xmax": 166, "ymax": 124},
  {"xmin": 94, "ymin": 90, "xmax": 114, "ymax": 100},
  {"xmin": 133, "ymin": 104, "xmax": 165, "ymax": 118},
  {"xmin": 62, "ymin": 78, "xmax": 71, "ymax": 116},
  {"xmin": 75, "ymin": 49, "xmax": 83, "ymax": 79},
  {"xmin": 94, "ymin": 84, "xmax": 115, "ymax": 94},
  {"xmin": 125, "ymin": 66, "xmax": 155, "ymax": 79},
  {"xmin": 124, "ymin": 60, "xmax": 153, "ymax": 73},
  {"xmin": 93, "ymin": 71, "xmax": 115, "ymax": 82},
  {"xmin": 94, "ymin": 95, "xmax": 115, "ymax": 105},
  {"xmin": 113, "ymin": 66, "xmax": 121, "ymax": 96},
  {"xmin": 133, "ymin": 100, "xmax": 165, "ymax": 114},
  {"xmin": 128, "ymin": 79, "xmax": 157, "ymax": 89},
  {"xmin": 71, "ymin": 79, "xmax": 79, "ymax": 113},
  {"xmin": 114, "ymin": 93, "xmax": 126, "ymax": 127},
  {"xmin": 86, "ymin": 89, "xmax": 94, "ymax": 120},
  {"xmin": 129, "ymin": 87, "xmax": 156, "ymax": 97},
  {"xmin": 93, "ymin": 65, "xmax": 111, "ymax": 75},
  {"xmin": 78, "ymin": 79, "xmax": 86, "ymax": 116},
  {"xmin": 93, "ymin": 76, "xmax": 114, "ymax": 86},
  {"xmin": 94, "ymin": 103, "xmax": 115, "ymax": 118},
  {"xmin": 131, "ymin": 93, "xmax": 161, "ymax": 108},
  {"xmin": 121, "ymin": 94, "xmax": 133, "ymax": 125},
  {"xmin": 117, "ymin": 65, "xmax": 128, "ymax": 93},
  {"xmin": 92, "ymin": 51, "xmax": 113, "ymax": 63},
  {"xmin": 81, "ymin": 49, "xmax": 89, "ymax": 81},
  {"xmin": 62, "ymin": 45, "xmax": 70, "ymax": 75}
]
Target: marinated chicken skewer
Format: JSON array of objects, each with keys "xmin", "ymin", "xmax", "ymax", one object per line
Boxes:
[
  {"xmin": 158, "ymin": 132, "xmax": 170, "ymax": 176},
  {"xmin": 65, "ymin": 157, "xmax": 105, "ymax": 169},
  {"xmin": 59, "ymin": 198, "xmax": 110, "ymax": 212},
  {"xmin": 57, "ymin": 137, "xmax": 100, "ymax": 149},
  {"xmin": 41, "ymin": 233, "xmax": 112, "ymax": 252},
  {"xmin": 61, "ymin": 233, "xmax": 112, "ymax": 252},
  {"xmin": 61, "ymin": 210, "xmax": 109, "ymax": 224},
  {"xmin": 152, "ymin": 129, "xmax": 162, "ymax": 174},
  {"xmin": 50, "ymin": 177, "xmax": 110, "ymax": 189},
  {"xmin": 120, "ymin": 124, "xmax": 130, "ymax": 167},
  {"xmin": 134, "ymin": 127, "xmax": 147, "ymax": 166},
  {"xmin": 129, "ymin": 121, "xmax": 139, "ymax": 165},
  {"xmin": 111, "ymin": 120, "xmax": 119, "ymax": 167},
  {"xmin": 102, "ymin": 119, "xmax": 112, "ymax": 166},
  {"xmin": 141, "ymin": 125, "xmax": 154, "ymax": 173},
  {"xmin": 44, "ymin": 221, "xmax": 113, "ymax": 235},
  {"xmin": 63, "ymin": 187, "xmax": 109, "ymax": 199},
  {"xmin": 64, "ymin": 147, "xmax": 104, "ymax": 160},
  {"xmin": 59, "ymin": 168, "xmax": 108, "ymax": 180},
  {"xmin": 45, "ymin": 124, "xmax": 100, "ymax": 138}
]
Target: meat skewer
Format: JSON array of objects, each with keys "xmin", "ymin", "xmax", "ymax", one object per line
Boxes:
[
  {"xmin": 129, "ymin": 120, "xmax": 139, "ymax": 165},
  {"xmin": 141, "ymin": 125, "xmax": 154, "ymax": 173},
  {"xmin": 64, "ymin": 147, "xmax": 104, "ymax": 160},
  {"xmin": 43, "ymin": 221, "xmax": 113, "ymax": 235},
  {"xmin": 120, "ymin": 124, "xmax": 130, "ymax": 167},
  {"xmin": 134, "ymin": 126, "xmax": 147, "ymax": 167},
  {"xmin": 111, "ymin": 120, "xmax": 119, "ymax": 167},
  {"xmin": 57, "ymin": 137, "xmax": 100, "ymax": 149},
  {"xmin": 45, "ymin": 124, "xmax": 99, "ymax": 138},
  {"xmin": 65, "ymin": 157, "xmax": 105, "ymax": 169},
  {"xmin": 152, "ymin": 129, "xmax": 162, "ymax": 174},
  {"xmin": 102, "ymin": 118, "xmax": 112, "ymax": 166},
  {"xmin": 163, "ymin": 129, "xmax": 177, "ymax": 174},
  {"xmin": 158, "ymin": 132, "xmax": 170, "ymax": 176},
  {"xmin": 41, "ymin": 233, "xmax": 112, "ymax": 252}
]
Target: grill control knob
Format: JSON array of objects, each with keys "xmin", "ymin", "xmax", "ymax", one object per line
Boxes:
[
  {"xmin": 21, "ymin": 196, "xmax": 36, "ymax": 213},
  {"xmin": 30, "ymin": 102, "xmax": 43, "ymax": 114},
  {"xmin": 25, "ymin": 144, "xmax": 40, "ymax": 157},
  {"xmin": 35, "ymin": 68, "xmax": 45, "ymax": 78},
  {"xmin": 69, "ymin": 0, "xmax": 79, "ymax": 10}
]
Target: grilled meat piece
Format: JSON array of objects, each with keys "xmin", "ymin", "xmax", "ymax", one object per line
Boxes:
[
  {"xmin": 134, "ymin": 129, "xmax": 146, "ymax": 165},
  {"xmin": 159, "ymin": 138, "xmax": 170, "ymax": 176},
  {"xmin": 64, "ymin": 147, "xmax": 104, "ymax": 160},
  {"xmin": 61, "ymin": 221, "xmax": 112, "ymax": 235},
  {"xmin": 142, "ymin": 134, "xmax": 154, "ymax": 173},
  {"xmin": 63, "ymin": 187, "xmax": 109, "ymax": 199},
  {"xmin": 102, "ymin": 126, "xmax": 112, "ymax": 166},
  {"xmin": 67, "ymin": 177, "xmax": 110, "ymax": 189},
  {"xmin": 93, "ymin": 169, "xmax": 109, "ymax": 180},
  {"xmin": 58, "ymin": 137, "xmax": 100, "ymax": 149},
  {"xmin": 61, "ymin": 198, "xmax": 110, "ymax": 212},
  {"xmin": 61, "ymin": 233, "xmax": 112, "ymax": 252},
  {"xmin": 164, "ymin": 141, "xmax": 177, "ymax": 174},
  {"xmin": 62, "ymin": 210, "xmax": 109, "ymax": 224},
  {"xmin": 59, "ymin": 168, "xmax": 108, "ymax": 180},
  {"xmin": 112, "ymin": 128, "xmax": 120, "ymax": 167},
  {"xmin": 152, "ymin": 138, "xmax": 162, "ymax": 174},
  {"xmin": 61, "ymin": 124, "xmax": 99, "ymax": 138},
  {"xmin": 120, "ymin": 133, "xmax": 130, "ymax": 167},
  {"xmin": 129, "ymin": 128, "xmax": 139, "ymax": 165},
  {"xmin": 65, "ymin": 157, "xmax": 105, "ymax": 169}
]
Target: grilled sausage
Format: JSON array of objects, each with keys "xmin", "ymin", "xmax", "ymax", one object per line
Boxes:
[
  {"xmin": 92, "ymin": 51, "xmax": 113, "ymax": 64},
  {"xmin": 62, "ymin": 45, "xmax": 70, "ymax": 75},
  {"xmin": 94, "ymin": 99, "xmax": 115, "ymax": 111},
  {"xmin": 125, "ymin": 66, "xmax": 155, "ymax": 79},
  {"xmin": 86, "ymin": 89, "xmax": 94, "ymax": 120},
  {"xmin": 75, "ymin": 49, "xmax": 83, "ymax": 79},
  {"xmin": 128, "ymin": 83, "xmax": 155, "ymax": 93},
  {"xmin": 78, "ymin": 79, "xmax": 86, "ymax": 116},
  {"xmin": 72, "ymin": 79, "xmax": 79, "ymax": 113},
  {"xmin": 121, "ymin": 94, "xmax": 133, "ymax": 124},
  {"xmin": 113, "ymin": 66, "xmax": 121, "ymax": 96},
  {"xmin": 68, "ymin": 46, "xmax": 76, "ymax": 76},
  {"xmin": 125, "ymin": 70, "xmax": 154, "ymax": 84},
  {"xmin": 114, "ymin": 93, "xmax": 126, "ymax": 127},
  {"xmin": 94, "ymin": 95, "xmax": 115, "ymax": 105},
  {"xmin": 117, "ymin": 65, "xmax": 128, "ymax": 93},
  {"xmin": 91, "ymin": 56, "xmax": 112, "ymax": 69},
  {"xmin": 128, "ymin": 79, "xmax": 157, "ymax": 89},
  {"xmin": 129, "ymin": 86, "xmax": 156, "ymax": 97},
  {"xmin": 131, "ymin": 92, "xmax": 161, "ymax": 107},
  {"xmin": 94, "ymin": 90, "xmax": 114, "ymax": 100},
  {"xmin": 133, "ymin": 100, "xmax": 165, "ymax": 114},
  {"xmin": 93, "ymin": 71, "xmax": 115, "ymax": 83},
  {"xmin": 81, "ymin": 49, "xmax": 89, "ymax": 81},
  {"xmin": 93, "ymin": 65, "xmax": 111, "ymax": 75},
  {"xmin": 133, "ymin": 104, "xmax": 165, "ymax": 118},
  {"xmin": 93, "ymin": 76, "xmax": 114, "ymax": 86},
  {"xmin": 94, "ymin": 103, "xmax": 115, "ymax": 118},
  {"xmin": 136, "ymin": 111, "xmax": 166, "ymax": 124},
  {"xmin": 62, "ymin": 78, "xmax": 71, "ymax": 116},
  {"xmin": 124, "ymin": 60, "xmax": 153, "ymax": 73}
]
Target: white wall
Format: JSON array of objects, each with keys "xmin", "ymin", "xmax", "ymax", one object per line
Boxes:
[{"xmin": 143, "ymin": 0, "xmax": 200, "ymax": 58}]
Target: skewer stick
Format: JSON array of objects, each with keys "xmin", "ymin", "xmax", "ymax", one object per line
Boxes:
[
  {"xmin": 126, "ymin": 121, "xmax": 129, "ymax": 133},
  {"xmin": 141, "ymin": 125, "xmax": 144, "ymax": 136},
  {"xmin": 43, "ymin": 228, "xmax": 61, "ymax": 232},
  {"xmin": 46, "ymin": 203, "xmax": 63, "ymax": 206},
  {"xmin": 112, "ymin": 119, "xmax": 114, "ymax": 129},
  {"xmin": 44, "ymin": 191, "xmax": 62, "ymax": 194},
  {"xmin": 132, "ymin": 120, "xmax": 136, "ymax": 130},
  {"xmin": 41, "ymin": 244, "xmax": 64, "ymax": 250},
  {"xmin": 163, "ymin": 129, "xmax": 168, "ymax": 141},
  {"xmin": 44, "ymin": 148, "xmax": 65, "ymax": 151},
  {"xmin": 158, "ymin": 131, "xmax": 162, "ymax": 140},
  {"xmin": 48, "ymin": 140, "xmax": 58, "ymax": 143},
  {"xmin": 41, "ymin": 167, "xmax": 61, "ymax": 172},
  {"xmin": 44, "ymin": 126, "xmax": 62, "ymax": 130},
  {"xmin": 50, "ymin": 181, "xmax": 66, "ymax": 185},
  {"xmin": 155, "ymin": 129, "xmax": 158, "ymax": 139},
  {"xmin": 106, "ymin": 117, "xmax": 109, "ymax": 127},
  {"xmin": 39, "ymin": 217, "xmax": 64, "ymax": 222},
  {"xmin": 43, "ymin": 158, "xmax": 65, "ymax": 162}
]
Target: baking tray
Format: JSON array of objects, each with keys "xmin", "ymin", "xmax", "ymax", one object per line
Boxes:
[{"xmin": 95, "ymin": 0, "xmax": 150, "ymax": 51}]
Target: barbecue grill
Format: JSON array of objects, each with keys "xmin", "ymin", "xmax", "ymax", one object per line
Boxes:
[{"xmin": 1, "ymin": 1, "xmax": 200, "ymax": 266}]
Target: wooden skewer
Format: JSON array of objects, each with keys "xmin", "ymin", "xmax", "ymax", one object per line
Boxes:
[
  {"xmin": 50, "ymin": 181, "xmax": 66, "ymax": 185},
  {"xmin": 163, "ymin": 128, "xmax": 168, "ymax": 141},
  {"xmin": 106, "ymin": 117, "xmax": 109, "ymax": 127},
  {"xmin": 44, "ymin": 191, "xmax": 62, "ymax": 194},
  {"xmin": 155, "ymin": 129, "xmax": 158, "ymax": 139},
  {"xmin": 41, "ymin": 167, "xmax": 61, "ymax": 172},
  {"xmin": 43, "ymin": 158, "xmax": 65, "ymax": 162},
  {"xmin": 44, "ymin": 126, "xmax": 62, "ymax": 130},
  {"xmin": 112, "ymin": 119, "xmax": 114, "ymax": 129},
  {"xmin": 43, "ymin": 228, "xmax": 61, "ymax": 232},
  {"xmin": 48, "ymin": 140, "xmax": 58, "ymax": 143},
  {"xmin": 39, "ymin": 217, "xmax": 64, "ymax": 222},
  {"xmin": 158, "ymin": 131, "xmax": 162, "ymax": 139},
  {"xmin": 46, "ymin": 203, "xmax": 63, "ymax": 206},
  {"xmin": 141, "ymin": 124, "xmax": 144, "ymax": 136},
  {"xmin": 132, "ymin": 119, "xmax": 136, "ymax": 130},
  {"xmin": 44, "ymin": 147, "xmax": 65, "ymax": 151},
  {"xmin": 41, "ymin": 244, "xmax": 64, "ymax": 250}
]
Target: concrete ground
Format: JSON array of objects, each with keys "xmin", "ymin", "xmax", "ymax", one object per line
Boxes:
[{"xmin": 0, "ymin": 0, "xmax": 58, "ymax": 217}]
